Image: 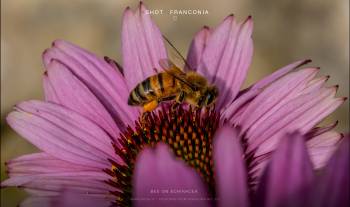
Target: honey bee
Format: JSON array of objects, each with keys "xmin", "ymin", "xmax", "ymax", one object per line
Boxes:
[
  {"xmin": 127, "ymin": 37, "xmax": 218, "ymax": 113},
  {"xmin": 128, "ymin": 59, "xmax": 218, "ymax": 112}
]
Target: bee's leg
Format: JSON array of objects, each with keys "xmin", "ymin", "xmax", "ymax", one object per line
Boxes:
[
  {"xmin": 143, "ymin": 100, "xmax": 158, "ymax": 112},
  {"xmin": 172, "ymin": 91, "xmax": 185, "ymax": 112},
  {"xmin": 176, "ymin": 91, "xmax": 186, "ymax": 103},
  {"xmin": 141, "ymin": 100, "xmax": 158, "ymax": 124}
]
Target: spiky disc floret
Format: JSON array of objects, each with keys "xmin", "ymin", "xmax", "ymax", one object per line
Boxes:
[{"xmin": 104, "ymin": 104, "xmax": 219, "ymax": 206}]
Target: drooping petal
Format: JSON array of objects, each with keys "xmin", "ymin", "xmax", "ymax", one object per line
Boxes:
[
  {"xmin": 20, "ymin": 192, "xmax": 113, "ymax": 207},
  {"xmin": 2, "ymin": 153, "xmax": 113, "ymax": 196},
  {"xmin": 5, "ymin": 153, "xmax": 98, "ymax": 177},
  {"xmin": 132, "ymin": 143, "xmax": 211, "ymax": 207},
  {"xmin": 122, "ymin": 2, "xmax": 167, "ymax": 89},
  {"xmin": 306, "ymin": 131, "xmax": 343, "ymax": 169},
  {"xmin": 308, "ymin": 137, "xmax": 349, "ymax": 207},
  {"xmin": 7, "ymin": 101, "xmax": 119, "ymax": 169},
  {"xmin": 213, "ymin": 126, "xmax": 249, "ymax": 207},
  {"xmin": 2, "ymin": 172, "xmax": 111, "ymax": 196},
  {"xmin": 255, "ymin": 132, "xmax": 314, "ymax": 207},
  {"xmin": 186, "ymin": 26, "xmax": 211, "ymax": 71},
  {"xmin": 198, "ymin": 15, "xmax": 253, "ymax": 110},
  {"xmin": 43, "ymin": 40, "xmax": 137, "ymax": 129},
  {"xmin": 44, "ymin": 60, "xmax": 121, "ymax": 140}
]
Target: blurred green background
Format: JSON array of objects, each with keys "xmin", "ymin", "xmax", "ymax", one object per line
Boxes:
[{"xmin": 1, "ymin": 0, "xmax": 349, "ymax": 206}]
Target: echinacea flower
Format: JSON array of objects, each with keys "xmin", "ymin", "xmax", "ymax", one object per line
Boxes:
[{"xmin": 2, "ymin": 2, "xmax": 349, "ymax": 207}]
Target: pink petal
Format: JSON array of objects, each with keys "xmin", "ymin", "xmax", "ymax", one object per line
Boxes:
[
  {"xmin": 43, "ymin": 75, "xmax": 60, "ymax": 103},
  {"xmin": 186, "ymin": 26, "xmax": 211, "ymax": 70},
  {"xmin": 221, "ymin": 60, "xmax": 312, "ymax": 119},
  {"xmin": 243, "ymin": 84, "xmax": 344, "ymax": 181},
  {"xmin": 309, "ymin": 137, "xmax": 349, "ymax": 207},
  {"xmin": 221, "ymin": 88, "xmax": 261, "ymax": 121},
  {"xmin": 104, "ymin": 56, "xmax": 124, "ymax": 75},
  {"xmin": 301, "ymin": 75, "xmax": 330, "ymax": 95},
  {"xmin": 247, "ymin": 86, "xmax": 341, "ymax": 155},
  {"xmin": 255, "ymin": 132, "xmax": 314, "ymax": 207},
  {"xmin": 307, "ymin": 131, "xmax": 343, "ymax": 169},
  {"xmin": 213, "ymin": 126, "xmax": 248, "ymax": 207},
  {"xmin": 122, "ymin": 2, "xmax": 167, "ymax": 89},
  {"xmin": 132, "ymin": 143, "xmax": 211, "ymax": 207},
  {"xmin": 2, "ymin": 172, "xmax": 110, "ymax": 195},
  {"xmin": 5, "ymin": 153, "xmax": 98, "ymax": 177},
  {"xmin": 198, "ymin": 15, "xmax": 253, "ymax": 110},
  {"xmin": 287, "ymin": 99, "xmax": 345, "ymax": 134},
  {"xmin": 43, "ymin": 40, "xmax": 137, "ymax": 129},
  {"xmin": 236, "ymin": 68, "xmax": 319, "ymax": 132},
  {"xmin": 224, "ymin": 63, "xmax": 319, "ymax": 122},
  {"xmin": 44, "ymin": 60, "xmax": 121, "ymax": 140},
  {"xmin": 305, "ymin": 121, "xmax": 338, "ymax": 139},
  {"xmin": 250, "ymin": 59, "xmax": 312, "ymax": 90},
  {"xmin": 7, "ymin": 101, "xmax": 119, "ymax": 169},
  {"xmin": 2, "ymin": 153, "xmax": 113, "ymax": 196}
]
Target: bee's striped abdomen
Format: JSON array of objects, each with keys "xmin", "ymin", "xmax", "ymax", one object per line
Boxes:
[
  {"xmin": 127, "ymin": 85, "xmax": 143, "ymax": 105},
  {"xmin": 128, "ymin": 72, "xmax": 179, "ymax": 106},
  {"xmin": 128, "ymin": 77, "xmax": 156, "ymax": 105}
]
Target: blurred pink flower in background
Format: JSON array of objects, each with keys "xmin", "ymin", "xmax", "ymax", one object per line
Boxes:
[{"xmin": 2, "ymin": 2, "xmax": 348, "ymax": 207}]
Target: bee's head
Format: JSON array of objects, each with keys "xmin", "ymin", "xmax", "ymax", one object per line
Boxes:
[{"xmin": 202, "ymin": 85, "xmax": 219, "ymax": 106}]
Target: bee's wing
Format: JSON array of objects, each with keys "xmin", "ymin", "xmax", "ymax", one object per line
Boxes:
[
  {"xmin": 162, "ymin": 35, "xmax": 192, "ymax": 71},
  {"xmin": 159, "ymin": 58, "xmax": 178, "ymax": 70},
  {"xmin": 159, "ymin": 59, "xmax": 199, "ymax": 91}
]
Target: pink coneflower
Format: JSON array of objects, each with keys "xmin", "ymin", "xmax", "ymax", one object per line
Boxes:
[{"xmin": 2, "ymin": 2, "xmax": 348, "ymax": 207}]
